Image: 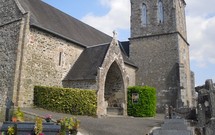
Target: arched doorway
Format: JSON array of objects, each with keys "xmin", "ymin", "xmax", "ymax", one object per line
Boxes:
[{"xmin": 104, "ymin": 62, "xmax": 125, "ymax": 115}]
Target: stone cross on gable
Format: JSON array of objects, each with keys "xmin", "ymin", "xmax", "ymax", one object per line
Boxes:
[
  {"xmin": 112, "ymin": 30, "xmax": 118, "ymax": 45},
  {"xmin": 113, "ymin": 30, "xmax": 117, "ymax": 39}
]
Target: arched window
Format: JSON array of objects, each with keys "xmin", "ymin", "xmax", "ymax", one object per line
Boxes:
[
  {"xmin": 141, "ymin": 3, "xmax": 147, "ymax": 26},
  {"xmin": 158, "ymin": 0, "xmax": 164, "ymax": 23}
]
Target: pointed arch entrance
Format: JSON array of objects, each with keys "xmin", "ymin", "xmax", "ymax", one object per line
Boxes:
[{"xmin": 104, "ymin": 61, "xmax": 125, "ymax": 115}]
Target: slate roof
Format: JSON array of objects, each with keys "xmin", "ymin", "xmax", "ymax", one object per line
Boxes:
[
  {"xmin": 120, "ymin": 41, "xmax": 130, "ymax": 57},
  {"xmin": 64, "ymin": 42, "xmax": 137, "ymax": 81},
  {"xmin": 64, "ymin": 43, "xmax": 109, "ymax": 81},
  {"xmin": 16, "ymin": 0, "xmax": 137, "ymax": 81},
  {"xmin": 17, "ymin": 0, "xmax": 112, "ymax": 46}
]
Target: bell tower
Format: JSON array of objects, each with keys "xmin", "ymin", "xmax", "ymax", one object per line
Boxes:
[{"xmin": 130, "ymin": 0, "xmax": 193, "ymax": 112}]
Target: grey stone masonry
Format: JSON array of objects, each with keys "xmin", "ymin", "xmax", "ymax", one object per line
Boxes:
[
  {"xmin": 96, "ymin": 34, "xmax": 128, "ymax": 116},
  {"xmin": 196, "ymin": 79, "xmax": 215, "ymax": 135},
  {"xmin": 205, "ymin": 119, "xmax": 215, "ymax": 135},
  {"xmin": 152, "ymin": 119, "xmax": 193, "ymax": 135},
  {"xmin": 162, "ymin": 119, "xmax": 189, "ymax": 130},
  {"xmin": 196, "ymin": 80, "xmax": 215, "ymax": 125},
  {"xmin": 130, "ymin": 0, "xmax": 187, "ymax": 39},
  {"xmin": 0, "ymin": 0, "xmax": 22, "ymax": 26},
  {"xmin": 0, "ymin": 0, "xmax": 23, "ymax": 110},
  {"xmin": 17, "ymin": 28, "xmax": 84, "ymax": 107},
  {"xmin": 130, "ymin": 0, "xmax": 193, "ymax": 112}
]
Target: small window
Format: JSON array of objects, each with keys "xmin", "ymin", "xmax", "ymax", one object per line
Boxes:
[
  {"xmin": 141, "ymin": 3, "xmax": 147, "ymax": 27},
  {"xmin": 59, "ymin": 52, "xmax": 62, "ymax": 66},
  {"xmin": 158, "ymin": 0, "xmax": 164, "ymax": 23}
]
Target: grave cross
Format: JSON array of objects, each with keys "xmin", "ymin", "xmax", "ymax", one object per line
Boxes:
[{"xmin": 5, "ymin": 97, "xmax": 14, "ymax": 121}]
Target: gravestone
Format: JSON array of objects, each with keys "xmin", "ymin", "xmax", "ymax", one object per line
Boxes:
[
  {"xmin": 206, "ymin": 80, "xmax": 215, "ymax": 118},
  {"xmin": 1, "ymin": 122, "xmax": 67, "ymax": 135},
  {"xmin": 17, "ymin": 122, "xmax": 61, "ymax": 135},
  {"xmin": 196, "ymin": 79, "xmax": 215, "ymax": 135},
  {"xmin": 152, "ymin": 119, "xmax": 193, "ymax": 135},
  {"xmin": 164, "ymin": 104, "xmax": 170, "ymax": 119},
  {"xmin": 5, "ymin": 98, "xmax": 14, "ymax": 121}
]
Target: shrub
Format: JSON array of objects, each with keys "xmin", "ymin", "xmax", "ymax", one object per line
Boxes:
[
  {"xmin": 34, "ymin": 86, "xmax": 97, "ymax": 116},
  {"xmin": 13, "ymin": 107, "xmax": 24, "ymax": 122},
  {"xmin": 34, "ymin": 117, "xmax": 43, "ymax": 135},
  {"xmin": 127, "ymin": 86, "xmax": 156, "ymax": 117}
]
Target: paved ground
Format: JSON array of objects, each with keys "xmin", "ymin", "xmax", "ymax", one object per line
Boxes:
[
  {"xmin": 0, "ymin": 107, "xmax": 164, "ymax": 135},
  {"xmin": 21, "ymin": 107, "xmax": 164, "ymax": 135}
]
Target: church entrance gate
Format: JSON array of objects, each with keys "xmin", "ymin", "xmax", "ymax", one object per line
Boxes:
[{"xmin": 104, "ymin": 62, "xmax": 125, "ymax": 115}]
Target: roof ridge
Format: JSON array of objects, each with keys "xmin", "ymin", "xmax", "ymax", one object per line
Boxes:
[
  {"xmin": 18, "ymin": 0, "xmax": 112, "ymax": 46},
  {"xmin": 14, "ymin": 0, "xmax": 26, "ymax": 14},
  {"xmin": 87, "ymin": 42, "xmax": 111, "ymax": 48}
]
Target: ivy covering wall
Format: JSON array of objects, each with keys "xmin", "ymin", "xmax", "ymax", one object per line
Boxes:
[
  {"xmin": 34, "ymin": 86, "xmax": 97, "ymax": 116},
  {"xmin": 127, "ymin": 86, "xmax": 156, "ymax": 117}
]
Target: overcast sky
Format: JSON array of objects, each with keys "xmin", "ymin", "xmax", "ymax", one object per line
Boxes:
[{"xmin": 43, "ymin": 0, "xmax": 215, "ymax": 86}]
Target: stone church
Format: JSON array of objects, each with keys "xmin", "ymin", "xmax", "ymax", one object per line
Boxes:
[{"xmin": 0, "ymin": 0, "xmax": 194, "ymax": 115}]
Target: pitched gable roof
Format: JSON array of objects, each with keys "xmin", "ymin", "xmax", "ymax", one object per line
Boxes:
[
  {"xmin": 64, "ymin": 42, "xmax": 137, "ymax": 81},
  {"xmin": 16, "ymin": 0, "xmax": 137, "ymax": 81},
  {"xmin": 120, "ymin": 41, "xmax": 130, "ymax": 57},
  {"xmin": 17, "ymin": 0, "xmax": 112, "ymax": 46},
  {"xmin": 64, "ymin": 43, "xmax": 110, "ymax": 81}
]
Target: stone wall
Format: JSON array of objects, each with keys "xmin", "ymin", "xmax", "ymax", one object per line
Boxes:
[
  {"xmin": 130, "ymin": 0, "xmax": 192, "ymax": 111},
  {"xmin": 130, "ymin": 0, "xmax": 187, "ymax": 38},
  {"xmin": 178, "ymin": 34, "xmax": 192, "ymax": 107},
  {"xmin": 0, "ymin": 0, "xmax": 23, "ymax": 110},
  {"xmin": 130, "ymin": 34, "xmax": 180, "ymax": 111},
  {"xmin": 17, "ymin": 28, "xmax": 84, "ymax": 107},
  {"xmin": 175, "ymin": 0, "xmax": 187, "ymax": 39},
  {"xmin": 97, "ymin": 37, "xmax": 129, "ymax": 116},
  {"xmin": 130, "ymin": 0, "xmax": 176, "ymax": 38},
  {"xmin": 0, "ymin": 0, "xmax": 22, "ymax": 26},
  {"xmin": 105, "ymin": 62, "xmax": 124, "ymax": 108},
  {"xmin": 125, "ymin": 64, "xmax": 136, "ymax": 86},
  {"xmin": 63, "ymin": 80, "xmax": 97, "ymax": 90},
  {"xmin": 196, "ymin": 79, "xmax": 215, "ymax": 135},
  {"xmin": 0, "ymin": 21, "xmax": 21, "ymax": 110},
  {"xmin": 191, "ymin": 71, "xmax": 196, "ymax": 106}
]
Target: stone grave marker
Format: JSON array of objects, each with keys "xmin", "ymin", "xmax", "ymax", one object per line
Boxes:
[
  {"xmin": 151, "ymin": 119, "xmax": 193, "ymax": 135},
  {"xmin": 5, "ymin": 98, "xmax": 14, "ymax": 121}
]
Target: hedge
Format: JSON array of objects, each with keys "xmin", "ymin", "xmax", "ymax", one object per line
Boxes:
[
  {"xmin": 127, "ymin": 86, "xmax": 156, "ymax": 117},
  {"xmin": 34, "ymin": 86, "xmax": 97, "ymax": 116}
]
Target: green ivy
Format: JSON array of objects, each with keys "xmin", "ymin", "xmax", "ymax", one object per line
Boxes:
[
  {"xmin": 127, "ymin": 86, "xmax": 156, "ymax": 117},
  {"xmin": 34, "ymin": 86, "xmax": 97, "ymax": 116}
]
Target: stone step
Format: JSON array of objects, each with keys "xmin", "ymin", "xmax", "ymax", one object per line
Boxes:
[
  {"xmin": 153, "ymin": 129, "xmax": 192, "ymax": 135},
  {"xmin": 161, "ymin": 119, "xmax": 189, "ymax": 130},
  {"xmin": 152, "ymin": 119, "xmax": 193, "ymax": 135},
  {"xmin": 162, "ymin": 123, "xmax": 188, "ymax": 130},
  {"xmin": 163, "ymin": 119, "xmax": 187, "ymax": 124},
  {"xmin": 107, "ymin": 107, "xmax": 123, "ymax": 115}
]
